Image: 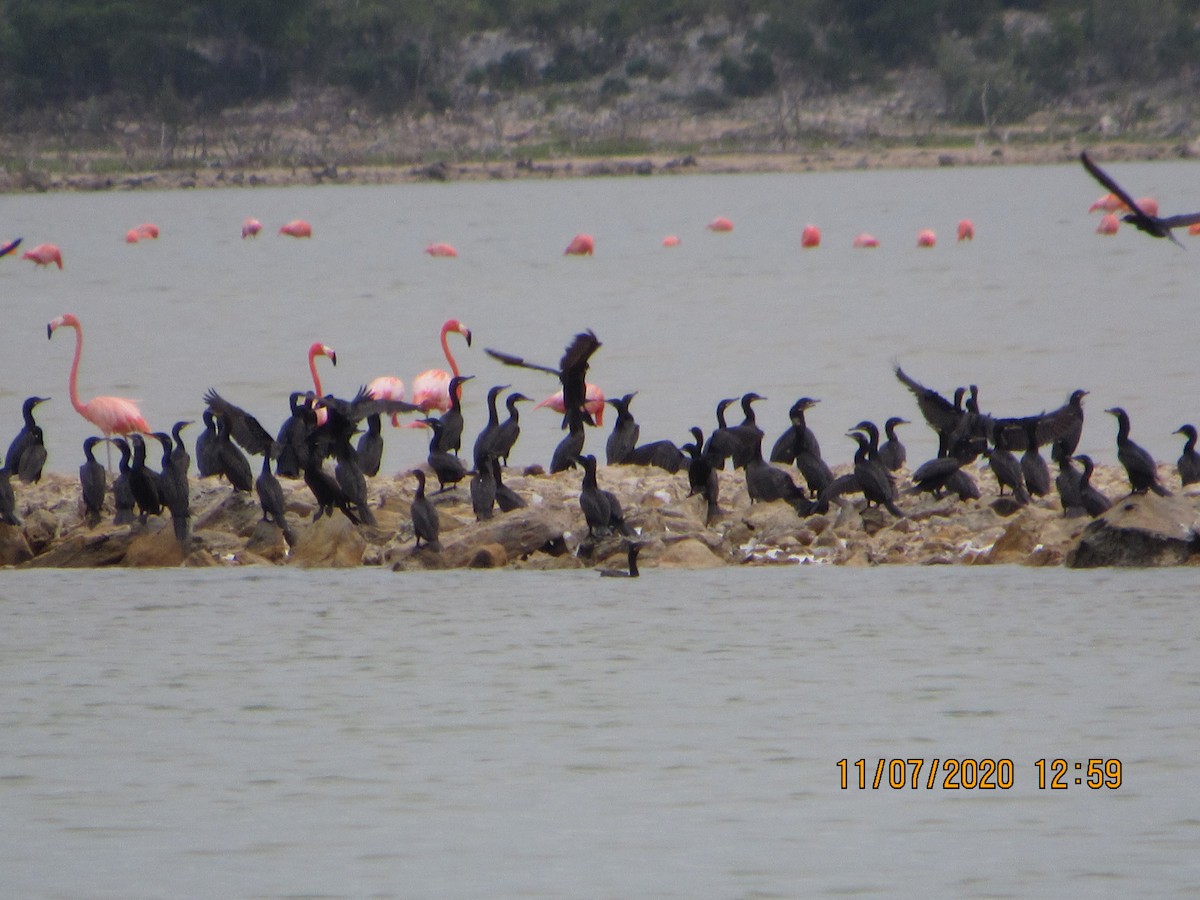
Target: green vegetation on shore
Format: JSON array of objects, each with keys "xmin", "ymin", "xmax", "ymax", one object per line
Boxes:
[{"xmin": 2, "ymin": 0, "xmax": 1199, "ymax": 179}]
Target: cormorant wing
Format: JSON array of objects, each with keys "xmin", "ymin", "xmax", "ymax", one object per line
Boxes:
[
  {"xmin": 0, "ymin": 238, "xmax": 22, "ymax": 258},
  {"xmin": 559, "ymin": 330, "xmax": 601, "ymax": 426},
  {"xmin": 1160, "ymin": 212, "xmax": 1200, "ymax": 230},
  {"xmin": 323, "ymin": 385, "xmax": 421, "ymax": 422},
  {"xmin": 1080, "ymin": 151, "xmax": 1151, "ymax": 223},
  {"xmin": 203, "ymin": 388, "xmax": 277, "ymax": 457},
  {"xmin": 483, "ymin": 348, "xmax": 561, "ymax": 376},
  {"xmin": 894, "ymin": 365, "xmax": 962, "ymax": 435}
]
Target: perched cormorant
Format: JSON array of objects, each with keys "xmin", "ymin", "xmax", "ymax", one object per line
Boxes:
[
  {"xmin": 410, "ymin": 469, "xmax": 440, "ymax": 550},
  {"xmin": 1073, "ymin": 455, "xmax": 1113, "ymax": 517},
  {"xmin": 550, "ymin": 412, "xmax": 586, "ymax": 474},
  {"xmin": 276, "ymin": 392, "xmax": 315, "ymax": 478},
  {"xmin": 683, "ymin": 426, "xmax": 720, "ymax": 524},
  {"xmin": 421, "ymin": 418, "xmax": 469, "ymax": 491},
  {"xmin": 335, "ymin": 445, "xmax": 376, "ymax": 526},
  {"xmin": 356, "ymin": 413, "xmax": 383, "ymax": 478},
  {"xmin": 16, "ymin": 424, "xmax": 46, "ymax": 484},
  {"xmin": 605, "ymin": 393, "xmax": 640, "ymax": 465},
  {"xmin": 195, "ymin": 410, "xmax": 221, "ymax": 478},
  {"xmin": 624, "ymin": 440, "xmax": 685, "ymax": 473},
  {"xmin": 470, "ymin": 452, "xmax": 497, "ymax": 521},
  {"xmin": 984, "ymin": 428, "xmax": 1030, "ymax": 505},
  {"xmin": 705, "ymin": 393, "xmax": 766, "ymax": 470},
  {"xmin": 0, "ymin": 468, "xmax": 20, "ymax": 526},
  {"xmin": 1173, "ymin": 425, "xmax": 1200, "ymax": 486},
  {"xmin": 80, "ymin": 437, "xmax": 107, "ymax": 527},
  {"xmin": 204, "ymin": 388, "xmax": 276, "ymax": 459},
  {"xmin": 256, "ymin": 455, "xmax": 295, "ymax": 546},
  {"xmin": 1106, "ymin": 407, "xmax": 1170, "ymax": 496},
  {"xmin": 170, "ymin": 421, "xmax": 192, "ymax": 477},
  {"xmin": 848, "ymin": 429, "xmax": 904, "ymax": 517},
  {"xmin": 599, "ymin": 540, "xmax": 642, "ymax": 577},
  {"xmin": 492, "ymin": 457, "xmax": 526, "ymax": 512},
  {"xmin": 744, "ymin": 435, "xmax": 812, "ymax": 515},
  {"xmin": 128, "ymin": 434, "xmax": 163, "ymax": 523},
  {"xmin": 877, "ymin": 417, "xmax": 909, "ymax": 472},
  {"xmin": 770, "ymin": 397, "xmax": 820, "ymax": 464},
  {"xmin": 1053, "ymin": 444, "xmax": 1086, "ymax": 517},
  {"xmin": 1019, "ymin": 420, "xmax": 1051, "ymax": 498},
  {"xmin": 213, "ymin": 414, "xmax": 254, "ymax": 492},
  {"xmin": 436, "ymin": 374, "xmax": 474, "ymax": 455},
  {"xmin": 111, "ymin": 438, "xmax": 136, "ymax": 525},
  {"xmin": 302, "ymin": 433, "xmax": 360, "ymax": 524},
  {"xmin": 5, "ymin": 396, "xmax": 49, "ymax": 474},
  {"xmin": 577, "ymin": 454, "xmax": 633, "ymax": 539},
  {"xmin": 473, "ymin": 384, "xmax": 511, "ymax": 467},
  {"xmin": 1081, "ymin": 151, "xmax": 1200, "ymax": 246},
  {"xmin": 153, "ymin": 432, "xmax": 191, "ymax": 544},
  {"xmin": 489, "ymin": 391, "xmax": 530, "ymax": 466}
]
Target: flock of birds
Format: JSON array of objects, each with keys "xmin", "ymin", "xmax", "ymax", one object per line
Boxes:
[{"xmin": 3, "ymin": 153, "xmax": 1198, "ymax": 572}]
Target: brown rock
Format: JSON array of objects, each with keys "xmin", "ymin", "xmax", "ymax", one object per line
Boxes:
[
  {"xmin": 0, "ymin": 522, "xmax": 34, "ymax": 565},
  {"xmin": 246, "ymin": 520, "xmax": 289, "ymax": 562},
  {"xmin": 21, "ymin": 509, "xmax": 60, "ymax": 555},
  {"xmin": 1068, "ymin": 493, "xmax": 1200, "ymax": 567},
  {"xmin": 21, "ymin": 530, "xmax": 133, "ymax": 568},
  {"xmin": 469, "ymin": 543, "xmax": 509, "ymax": 568},
  {"xmin": 290, "ymin": 515, "xmax": 367, "ymax": 567},
  {"xmin": 125, "ymin": 525, "xmax": 185, "ymax": 567},
  {"xmin": 440, "ymin": 508, "xmax": 570, "ymax": 568},
  {"xmin": 657, "ymin": 537, "xmax": 723, "ymax": 568}
]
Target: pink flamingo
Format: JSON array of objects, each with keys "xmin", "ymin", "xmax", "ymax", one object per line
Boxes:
[
  {"xmin": 125, "ymin": 228, "xmax": 142, "ymax": 244},
  {"xmin": 662, "ymin": 235, "xmax": 680, "ymax": 247},
  {"xmin": 242, "ymin": 218, "xmax": 263, "ymax": 239},
  {"xmin": 1096, "ymin": 213, "xmax": 1120, "ymax": 235},
  {"xmin": 534, "ymin": 383, "xmax": 606, "ymax": 427},
  {"xmin": 801, "ymin": 225, "xmax": 821, "ymax": 248},
  {"xmin": 136, "ymin": 223, "xmax": 159, "ymax": 239},
  {"xmin": 707, "ymin": 216, "xmax": 734, "ymax": 232},
  {"xmin": 852, "ymin": 232, "xmax": 879, "ymax": 248},
  {"xmin": 308, "ymin": 342, "xmax": 337, "ymax": 424},
  {"xmin": 367, "ymin": 376, "xmax": 408, "ymax": 427},
  {"xmin": 279, "ymin": 220, "xmax": 312, "ymax": 238},
  {"xmin": 411, "ymin": 319, "xmax": 473, "ymax": 411},
  {"xmin": 23, "ymin": 243, "xmax": 63, "ymax": 269},
  {"xmin": 916, "ymin": 228, "xmax": 937, "ymax": 248},
  {"xmin": 47, "ymin": 313, "xmax": 150, "ymax": 437},
  {"xmin": 957, "ymin": 219, "xmax": 975, "ymax": 242},
  {"xmin": 1189, "ymin": 223, "xmax": 1200, "ymax": 236},
  {"xmin": 425, "ymin": 242, "xmax": 458, "ymax": 257},
  {"xmin": 564, "ymin": 234, "xmax": 595, "ymax": 256},
  {"xmin": 1089, "ymin": 192, "xmax": 1158, "ymax": 216}
]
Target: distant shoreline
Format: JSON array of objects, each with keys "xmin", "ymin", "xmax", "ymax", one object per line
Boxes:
[{"xmin": 2, "ymin": 139, "xmax": 1193, "ymax": 195}]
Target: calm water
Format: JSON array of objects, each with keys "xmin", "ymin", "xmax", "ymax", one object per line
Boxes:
[
  {"xmin": 3, "ymin": 164, "xmax": 1200, "ymax": 895},
  {"xmin": 3, "ymin": 566, "xmax": 1200, "ymax": 897}
]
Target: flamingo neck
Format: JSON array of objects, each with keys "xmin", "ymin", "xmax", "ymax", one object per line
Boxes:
[
  {"xmin": 66, "ymin": 323, "xmax": 87, "ymax": 417},
  {"xmin": 441, "ymin": 326, "xmax": 459, "ymax": 376},
  {"xmin": 309, "ymin": 351, "xmax": 324, "ymax": 396}
]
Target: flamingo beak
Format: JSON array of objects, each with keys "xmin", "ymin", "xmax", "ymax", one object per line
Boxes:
[
  {"xmin": 464, "ymin": 328, "xmax": 473, "ymax": 347},
  {"xmin": 329, "ymin": 350, "xmax": 337, "ymax": 366}
]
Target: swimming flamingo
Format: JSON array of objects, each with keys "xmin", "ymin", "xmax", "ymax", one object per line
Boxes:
[
  {"xmin": 23, "ymin": 243, "xmax": 63, "ymax": 268},
  {"xmin": 801, "ymin": 225, "xmax": 821, "ymax": 248},
  {"xmin": 425, "ymin": 242, "xmax": 458, "ymax": 257},
  {"xmin": 367, "ymin": 376, "xmax": 408, "ymax": 427},
  {"xmin": 47, "ymin": 313, "xmax": 150, "ymax": 438},
  {"xmin": 707, "ymin": 216, "xmax": 733, "ymax": 232},
  {"xmin": 564, "ymin": 234, "xmax": 594, "ymax": 255},
  {"xmin": 242, "ymin": 218, "xmax": 263, "ymax": 239},
  {"xmin": 279, "ymin": 220, "xmax": 312, "ymax": 238},
  {"xmin": 916, "ymin": 228, "xmax": 936, "ymax": 247},
  {"xmin": 534, "ymin": 383, "xmax": 606, "ymax": 427},
  {"xmin": 957, "ymin": 219, "xmax": 975, "ymax": 242},
  {"xmin": 136, "ymin": 223, "xmax": 159, "ymax": 239},
  {"xmin": 662, "ymin": 235, "xmax": 680, "ymax": 247},
  {"xmin": 125, "ymin": 229, "xmax": 142, "ymax": 244},
  {"xmin": 411, "ymin": 319, "xmax": 473, "ymax": 411},
  {"xmin": 1096, "ymin": 213, "xmax": 1120, "ymax": 235},
  {"xmin": 852, "ymin": 232, "xmax": 879, "ymax": 248}
]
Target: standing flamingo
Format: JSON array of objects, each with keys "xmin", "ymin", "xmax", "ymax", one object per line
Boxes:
[
  {"xmin": 367, "ymin": 376, "xmax": 408, "ymax": 427},
  {"xmin": 957, "ymin": 219, "xmax": 975, "ymax": 242},
  {"xmin": 47, "ymin": 314, "xmax": 150, "ymax": 441},
  {"xmin": 853, "ymin": 232, "xmax": 880, "ymax": 248},
  {"xmin": 411, "ymin": 319, "xmax": 473, "ymax": 412},
  {"xmin": 916, "ymin": 228, "xmax": 937, "ymax": 247},
  {"xmin": 1096, "ymin": 213, "xmax": 1120, "ymax": 235},
  {"xmin": 23, "ymin": 243, "xmax": 63, "ymax": 268},
  {"xmin": 242, "ymin": 218, "xmax": 263, "ymax": 239},
  {"xmin": 801, "ymin": 225, "xmax": 821, "ymax": 248}
]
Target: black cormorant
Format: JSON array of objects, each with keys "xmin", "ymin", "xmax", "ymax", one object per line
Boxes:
[
  {"xmin": 599, "ymin": 540, "xmax": 642, "ymax": 577},
  {"xmin": 356, "ymin": 413, "xmax": 383, "ymax": 478},
  {"xmin": 744, "ymin": 435, "xmax": 812, "ymax": 515},
  {"xmin": 878, "ymin": 417, "xmax": 909, "ymax": 472},
  {"xmin": 471, "ymin": 452, "xmax": 497, "ymax": 521},
  {"xmin": 605, "ymin": 393, "xmax": 640, "ymax": 465},
  {"xmin": 1019, "ymin": 420, "xmax": 1051, "ymax": 498},
  {"xmin": 489, "ymin": 391, "xmax": 530, "ymax": 466},
  {"xmin": 436, "ymin": 374, "xmax": 474, "ymax": 455},
  {"xmin": 848, "ymin": 429, "xmax": 904, "ymax": 517},
  {"xmin": 492, "ymin": 458, "xmax": 526, "ymax": 512},
  {"xmin": 1173, "ymin": 425, "xmax": 1200, "ymax": 486},
  {"xmin": 1073, "ymin": 455, "xmax": 1113, "ymax": 517},
  {"xmin": 1106, "ymin": 407, "xmax": 1170, "ymax": 496},
  {"xmin": 410, "ymin": 469, "xmax": 440, "ymax": 550},
  {"xmin": 577, "ymin": 454, "xmax": 633, "ymax": 539},
  {"xmin": 80, "ymin": 437, "xmax": 107, "ymax": 527},
  {"xmin": 984, "ymin": 428, "xmax": 1030, "ymax": 505},
  {"xmin": 111, "ymin": 438, "xmax": 136, "ymax": 525},
  {"xmin": 473, "ymin": 384, "xmax": 511, "ymax": 467},
  {"xmin": 153, "ymin": 432, "xmax": 191, "ymax": 544},
  {"xmin": 128, "ymin": 433, "xmax": 163, "ymax": 523},
  {"xmin": 256, "ymin": 454, "xmax": 295, "ymax": 546},
  {"xmin": 5, "ymin": 396, "xmax": 49, "ymax": 473},
  {"xmin": 16, "ymin": 424, "xmax": 46, "ymax": 484},
  {"xmin": 0, "ymin": 467, "xmax": 20, "ymax": 526},
  {"xmin": 1081, "ymin": 151, "xmax": 1200, "ymax": 246},
  {"xmin": 195, "ymin": 410, "xmax": 220, "ymax": 478},
  {"xmin": 421, "ymin": 418, "xmax": 469, "ymax": 491}
]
